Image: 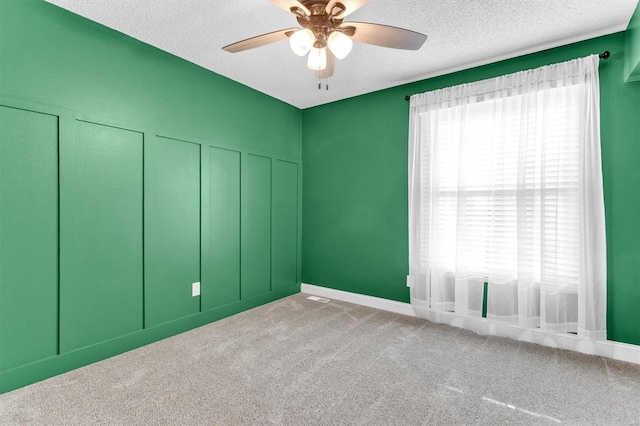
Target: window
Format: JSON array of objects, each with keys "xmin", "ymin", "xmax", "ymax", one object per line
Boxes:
[{"xmin": 408, "ymin": 56, "xmax": 606, "ymax": 340}]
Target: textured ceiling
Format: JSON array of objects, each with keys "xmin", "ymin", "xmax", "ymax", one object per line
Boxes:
[{"xmin": 46, "ymin": 0, "xmax": 638, "ymax": 109}]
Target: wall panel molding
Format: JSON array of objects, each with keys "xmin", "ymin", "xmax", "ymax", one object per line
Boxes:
[{"xmin": 0, "ymin": 96, "xmax": 302, "ymax": 393}]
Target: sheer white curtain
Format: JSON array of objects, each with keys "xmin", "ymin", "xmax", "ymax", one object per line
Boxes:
[{"xmin": 408, "ymin": 55, "xmax": 606, "ymax": 340}]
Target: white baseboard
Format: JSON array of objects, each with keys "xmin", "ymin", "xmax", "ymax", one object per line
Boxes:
[
  {"xmin": 301, "ymin": 283, "xmax": 415, "ymax": 317},
  {"xmin": 301, "ymin": 283, "xmax": 640, "ymax": 365}
]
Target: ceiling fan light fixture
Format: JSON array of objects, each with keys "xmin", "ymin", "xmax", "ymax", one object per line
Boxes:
[
  {"xmin": 289, "ymin": 28, "xmax": 314, "ymax": 56},
  {"xmin": 307, "ymin": 46, "xmax": 327, "ymax": 70},
  {"xmin": 327, "ymin": 31, "xmax": 353, "ymax": 60},
  {"xmin": 223, "ymin": 0, "xmax": 429, "ymax": 82}
]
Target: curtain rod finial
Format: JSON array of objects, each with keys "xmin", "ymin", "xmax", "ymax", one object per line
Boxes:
[
  {"xmin": 405, "ymin": 95, "xmax": 411, "ymax": 101},
  {"xmin": 600, "ymin": 51, "xmax": 610, "ymax": 59}
]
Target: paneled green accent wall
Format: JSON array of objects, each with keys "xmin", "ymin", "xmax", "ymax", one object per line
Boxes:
[
  {"xmin": 242, "ymin": 155, "xmax": 273, "ymax": 299},
  {"xmin": 203, "ymin": 147, "xmax": 241, "ymax": 309},
  {"xmin": 60, "ymin": 121, "xmax": 144, "ymax": 352},
  {"xmin": 144, "ymin": 136, "xmax": 201, "ymax": 327},
  {"xmin": 302, "ymin": 32, "xmax": 640, "ymax": 346},
  {"xmin": 0, "ymin": 0, "xmax": 301, "ymax": 394},
  {"xmin": 0, "ymin": 106, "xmax": 58, "ymax": 371},
  {"xmin": 0, "ymin": 0, "xmax": 301, "ymax": 159},
  {"xmin": 273, "ymin": 161, "xmax": 299, "ymax": 290}
]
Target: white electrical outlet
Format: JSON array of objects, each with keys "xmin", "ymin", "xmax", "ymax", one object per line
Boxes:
[
  {"xmin": 192, "ymin": 282, "xmax": 200, "ymax": 297},
  {"xmin": 406, "ymin": 275, "xmax": 415, "ymax": 288}
]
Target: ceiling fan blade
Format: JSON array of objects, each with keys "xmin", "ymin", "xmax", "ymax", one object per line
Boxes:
[
  {"xmin": 270, "ymin": 0, "xmax": 311, "ymax": 16},
  {"xmin": 314, "ymin": 49, "xmax": 335, "ymax": 80},
  {"xmin": 326, "ymin": 0, "xmax": 368, "ymax": 19},
  {"xmin": 348, "ymin": 22, "xmax": 427, "ymax": 50},
  {"xmin": 222, "ymin": 28, "xmax": 299, "ymax": 53}
]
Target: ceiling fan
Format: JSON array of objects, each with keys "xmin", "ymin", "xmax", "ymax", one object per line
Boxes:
[{"xmin": 222, "ymin": 0, "xmax": 428, "ymax": 83}]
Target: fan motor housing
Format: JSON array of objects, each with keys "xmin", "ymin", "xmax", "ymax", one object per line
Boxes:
[{"xmin": 296, "ymin": 1, "xmax": 346, "ymax": 47}]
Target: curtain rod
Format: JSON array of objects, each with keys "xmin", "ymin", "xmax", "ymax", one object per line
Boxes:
[{"xmin": 404, "ymin": 50, "xmax": 610, "ymax": 101}]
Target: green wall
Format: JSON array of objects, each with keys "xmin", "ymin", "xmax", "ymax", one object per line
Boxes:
[
  {"xmin": 0, "ymin": 1, "xmax": 300, "ymax": 159},
  {"xmin": 0, "ymin": 0, "xmax": 301, "ymax": 393},
  {"xmin": 302, "ymin": 32, "xmax": 640, "ymax": 346}
]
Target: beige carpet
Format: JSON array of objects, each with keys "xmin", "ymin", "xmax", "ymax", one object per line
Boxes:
[{"xmin": 1, "ymin": 293, "xmax": 640, "ymax": 425}]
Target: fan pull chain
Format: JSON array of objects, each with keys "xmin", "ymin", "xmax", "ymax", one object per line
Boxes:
[{"xmin": 317, "ymin": 79, "xmax": 329, "ymax": 91}]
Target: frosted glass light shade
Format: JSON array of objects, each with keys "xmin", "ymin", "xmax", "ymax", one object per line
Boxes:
[
  {"xmin": 328, "ymin": 31, "xmax": 353, "ymax": 60},
  {"xmin": 289, "ymin": 29, "xmax": 314, "ymax": 56},
  {"xmin": 307, "ymin": 47, "xmax": 327, "ymax": 70}
]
